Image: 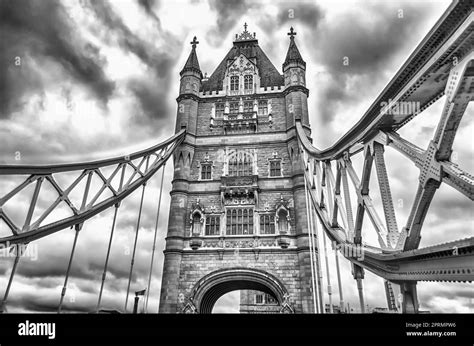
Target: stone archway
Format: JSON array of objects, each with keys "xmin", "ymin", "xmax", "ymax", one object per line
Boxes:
[{"xmin": 184, "ymin": 267, "xmax": 294, "ymax": 314}]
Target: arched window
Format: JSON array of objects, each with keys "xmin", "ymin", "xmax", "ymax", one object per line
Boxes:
[
  {"xmin": 243, "ymin": 101, "xmax": 253, "ymax": 112},
  {"xmin": 230, "ymin": 76, "xmax": 239, "ymax": 91},
  {"xmin": 260, "ymin": 214, "xmax": 275, "ymax": 234},
  {"xmin": 226, "ymin": 208, "xmax": 254, "ymax": 235},
  {"xmin": 244, "ymin": 75, "xmax": 253, "ymax": 91},
  {"xmin": 201, "ymin": 163, "xmax": 212, "ymax": 180},
  {"xmin": 229, "ymin": 102, "xmax": 239, "ymax": 114},
  {"xmin": 270, "ymin": 160, "xmax": 282, "ymax": 177},
  {"xmin": 258, "ymin": 100, "xmax": 268, "ymax": 115},
  {"xmin": 215, "ymin": 103, "xmax": 225, "ymax": 117},
  {"xmin": 228, "ymin": 152, "xmax": 253, "ymax": 176},
  {"xmin": 205, "ymin": 215, "xmax": 220, "ymax": 235}
]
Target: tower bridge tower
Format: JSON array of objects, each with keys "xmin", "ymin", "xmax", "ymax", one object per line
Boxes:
[{"xmin": 159, "ymin": 24, "xmax": 315, "ymax": 313}]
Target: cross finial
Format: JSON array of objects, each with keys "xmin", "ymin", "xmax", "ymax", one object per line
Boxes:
[
  {"xmin": 288, "ymin": 27, "xmax": 296, "ymax": 39},
  {"xmin": 190, "ymin": 36, "xmax": 199, "ymax": 49},
  {"xmin": 244, "ymin": 22, "xmax": 248, "ymax": 31}
]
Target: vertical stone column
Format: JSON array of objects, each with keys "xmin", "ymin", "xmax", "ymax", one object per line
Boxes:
[
  {"xmin": 159, "ymin": 180, "xmax": 189, "ymax": 313},
  {"xmin": 292, "ymin": 172, "xmax": 314, "ymax": 313}
]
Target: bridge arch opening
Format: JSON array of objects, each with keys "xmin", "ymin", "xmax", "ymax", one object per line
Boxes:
[{"xmin": 187, "ymin": 268, "xmax": 293, "ymax": 314}]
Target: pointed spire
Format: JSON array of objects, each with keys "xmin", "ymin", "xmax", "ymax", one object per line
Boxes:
[
  {"xmin": 180, "ymin": 36, "xmax": 202, "ymax": 77},
  {"xmin": 283, "ymin": 27, "xmax": 306, "ymax": 70}
]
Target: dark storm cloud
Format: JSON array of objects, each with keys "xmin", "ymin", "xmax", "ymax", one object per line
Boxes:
[
  {"xmin": 85, "ymin": 0, "xmax": 180, "ymax": 121},
  {"xmin": 9, "ymin": 296, "xmax": 59, "ymax": 313},
  {"xmin": 17, "ymin": 258, "xmax": 96, "ymax": 281},
  {"xmin": 259, "ymin": 1, "xmax": 324, "ymax": 34},
  {"xmin": 277, "ymin": 2, "xmax": 323, "ymax": 28},
  {"xmin": 85, "ymin": 0, "xmax": 177, "ymax": 78},
  {"xmin": 137, "ymin": 0, "xmax": 161, "ymax": 24},
  {"xmin": 313, "ymin": 2, "xmax": 441, "ymax": 124},
  {"xmin": 127, "ymin": 79, "xmax": 173, "ymax": 122},
  {"xmin": 207, "ymin": 0, "xmax": 255, "ymax": 46},
  {"xmin": 9, "ymin": 294, "xmax": 94, "ymax": 313},
  {"xmin": 0, "ymin": 0, "xmax": 115, "ymax": 117}
]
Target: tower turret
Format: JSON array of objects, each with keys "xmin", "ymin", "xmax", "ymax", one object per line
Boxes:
[
  {"xmin": 283, "ymin": 27, "xmax": 306, "ymax": 87},
  {"xmin": 176, "ymin": 36, "xmax": 202, "ymax": 134},
  {"xmin": 179, "ymin": 36, "xmax": 203, "ymax": 95},
  {"xmin": 283, "ymin": 27, "xmax": 309, "ymax": 127}
]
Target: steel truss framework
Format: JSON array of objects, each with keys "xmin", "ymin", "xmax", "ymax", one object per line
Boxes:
[
  {"xmin": 0, "ymin": 1, "xmax": 472, "ymax": 314},
  {"xmin": 0, "ymin": 130, "xmax": 185, "ymax": 312},
  {"xmin": 297, "ymin": 2, "xmax": 473, "ymax": 313}
]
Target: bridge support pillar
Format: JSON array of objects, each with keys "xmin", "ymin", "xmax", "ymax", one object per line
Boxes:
[
  {"xmin": 400, "ymin": 281, "xmax": 419, "ymax": 314},
  {"xmin": 352, "ymin": 264, "xmax": 365, "ymax": 313}
]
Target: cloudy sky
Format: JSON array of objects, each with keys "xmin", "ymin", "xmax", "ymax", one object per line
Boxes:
[{"xmin": 0, "ymin": 0, "xmax": 472, "ymax": 313}]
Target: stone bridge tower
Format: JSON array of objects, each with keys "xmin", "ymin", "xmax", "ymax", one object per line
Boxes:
[{"xmin": 159, "ymin": 25, "xmax": 315, "ymax": 313}]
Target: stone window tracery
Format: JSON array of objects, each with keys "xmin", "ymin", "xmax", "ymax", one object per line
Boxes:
[
  {"xmin": 244, "ymin": 75, "xmax": 253, "ymax": 91},
  {"xmin": 205, "ymin": 215, "xmax": 220, "ymax": 236},
  {"xmin": 243, "ymin": 101, "xmax": 253, "ymax": 112},
  {"xmin": 258, "ymin": 100, "xmax": 268, "ymax": 115},
  {"xmin": 201, "ymin": 163, "xmax": 212, "ymax": 180},
  {"xmin": 215, "ymin": 103, "xmax": 225, "ymax": 117},
  {"xmin": 228, "ymin": 152, "xmax": 253, "ymax": 176},
  {"xmin": 260, "ymin": 214, "xmax": 275, "ymax": 234},
  {"xmin": 226, "ymin": 208, "xmax": 254, "ymax": 235},
  {"xmin": 229, "ymin": 102, "xmax": 239, "ymax": 114},
  {"xmin": 230, "ymin": 76, "xmax": 239, "ymax": 91},
  {"xmin": 270, "ymin": 160, "xmax": 282, "ymax": 177}
]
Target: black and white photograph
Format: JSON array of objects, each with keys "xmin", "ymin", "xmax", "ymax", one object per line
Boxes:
[{"xmin": 0, "ymin": 0, "xmax": 473, "ymax": 344}]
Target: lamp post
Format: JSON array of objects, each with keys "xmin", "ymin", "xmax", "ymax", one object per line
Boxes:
[{"xmin": 133, "ymin": 289, "xmax": 146, "ymax": 314}]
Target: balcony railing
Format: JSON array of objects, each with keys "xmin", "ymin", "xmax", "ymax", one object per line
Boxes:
[
  {"xmin": 223, "ymin": 111, "xmax": 257, "ymax": 121},
  {"xmin": 221, "ymin": 174, "xmax": 257, "ymax": 187},
  {"xmin": 222, "ymin": 111, "xmax": 258, "ymax": 134}
]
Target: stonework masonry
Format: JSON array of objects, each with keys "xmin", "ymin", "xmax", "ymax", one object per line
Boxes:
[{"xmin": 159, "ymin": 24, "xmax": 315, "ymax": 313}]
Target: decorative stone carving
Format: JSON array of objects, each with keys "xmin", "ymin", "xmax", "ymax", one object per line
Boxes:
[
  {"xmin": 275, "ymin": 194, "xmax": 291, "ymax": 234},
  {"xmin": 234, "ymin": 23, "xmax": 257, "ymax": 42},
  {"xmin": 224, "ymin": 196, "xmax": 255, "ymax": 205},
  {"xmin": 181, "ymin": 297, "xmax": 197, "ymax": 314},
  {"xmin": 190, "ymin": 237, "xmax": 203, "ymax": 250},
  {"xmin": 279, "ymin": 293, "xmax": 294, "ymax": 313},
  {"xmin": 190, "ymin": 199, "xmax": 205, "ymax": 236},
  {"xmin": 277, "ymin": 236, "xmax": 290, "ymax": 249}
]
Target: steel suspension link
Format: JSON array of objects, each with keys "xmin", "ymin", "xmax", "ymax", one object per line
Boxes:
[
  {"xmin": 124, "ymin": 158, "xmax": 149, "ymax": 312},
  {"xmin": 58, "ymin": 223, "xmax": 82, "ymax": 313},
  {"xmin": 146, "ymin": 163, "xmax": 166, "ymax": 313}
]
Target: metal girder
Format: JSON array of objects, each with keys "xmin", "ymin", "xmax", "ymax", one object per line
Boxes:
[
  {"xmin": 302, "ymin": 164, "xmax": 474, "ymax": 283},
  {"xmin": 340, "ymin": 161, "xmax": 355, "ymax": 241},
  {"xmin": 297, "ymin": 46, "xmax": 473, "ymax": 281},
  {"xmin": 441, "ymin": 161, "xmax": 474, "ymax": 200},
  {"xmin": 402, "ymin": 55, "xmax": 472, "ymax": 251},
  {"xmin": 326, "ymin": 162, "xmax": 349, "ymax": 230},
  {"xmin": 433, "ymin": 53, "xmax": 473, "ymax": 160},
  {"xmin": 373, "ymin": 143, "xmax": 399, "ymax": 248},
  {"xmin": 0, "ymin": 130, "xmax": 185, "ymax": 246},
  {"xmin": 345, "ymin": 156, "xmax": 388, "ymax": 249},
  {"xmin": 402, "ymin": 181, "xmax": 439, "ymax": 251},
  {"xmin": 294, "ymin": 7, "xmax": 473, "ymax": 161},
  {"xmin": 295, "ymin": 31, "xmax": 473, "ymax": 286},
  {"xmin": 386, "ymin": 131, "xmax": 474, "ymax": 201}
]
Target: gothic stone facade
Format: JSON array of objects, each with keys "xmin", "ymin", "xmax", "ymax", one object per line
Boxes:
[
  {"xmin": 239, "ymin": 290, "xmax": 281, "ymax": 314},
  {"xmin": 159, "ymin": 26, "xmax": 315, "ymax": 313}
]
